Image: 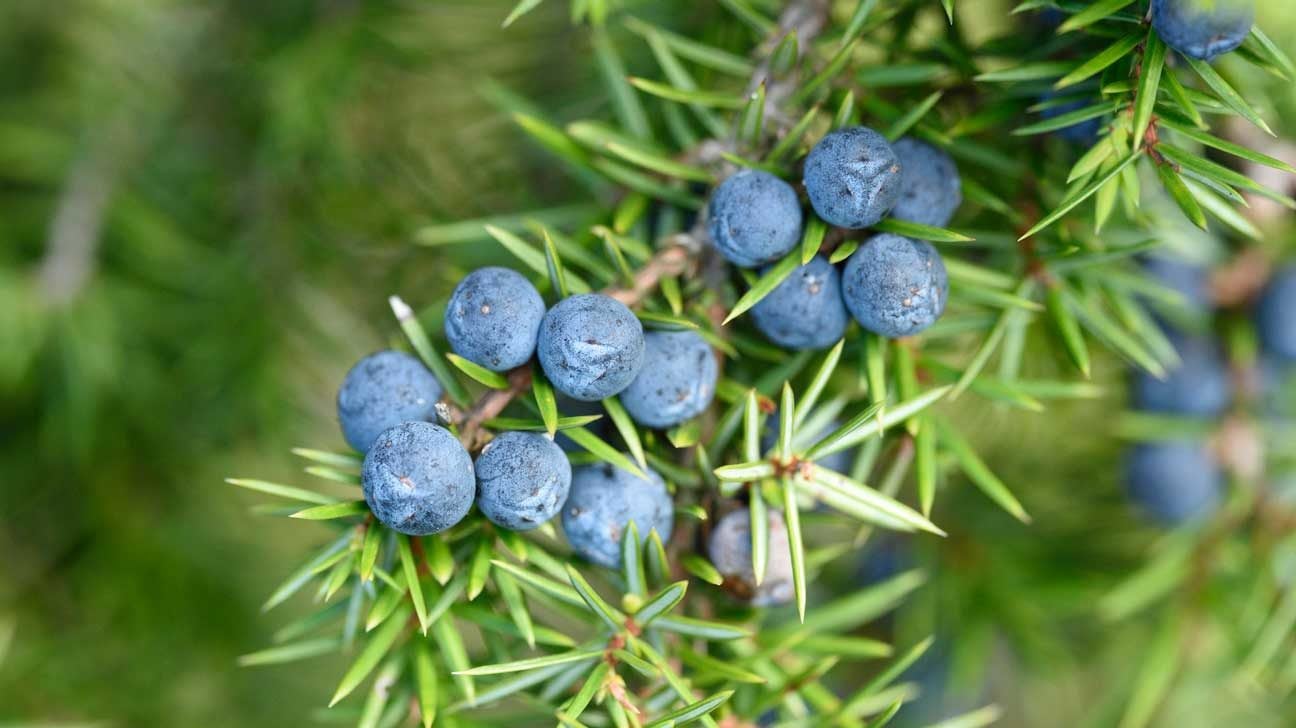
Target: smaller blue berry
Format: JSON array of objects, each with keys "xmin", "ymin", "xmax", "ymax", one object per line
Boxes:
[
  {"xmin": 1131, "ymin": 333, "xmax": 1231, "ymax": 417},
  {"xmin": 803, "ymin": 126, "xmax": 903, "ymax": 229},
  {"xmin": 708, "ymin": 508, "xmax": 793, "ymax": 607},
  {"xmin": 538, "ymin": 294, "xmax": 645, "ymax": 401},
  {"xmin": 1126, "ymin": 440, "xmax": 1222, "ymax": 525},
  {"xmin": 361, "ymin": 421, "xmax": 474, "ymax": 535},
  {"xmin": 445, "ymin": 267, "xmax": 545, "ymax": 372},
  {"xmin": 620, "ymin": 331, "xmax": 718, "ymax": 429},
  {"xmin": 475, "ymin": 432, "xmax": 571, "ymax": 531},
  {"xmin": 751, "ymin": 255, "xmax": 848, "ymax": 351},
  {"xmin": 562, "ymin": 462, "xmax": 673, "ymax": 568},
  {"xmin": 890, "ymin": 138, "xmax": 962, "ymax": 228},
  {"xmin": 1152, "ymin": 0, "xmax": 1252, "ymax": 62},
  {"xmin": 1257, "ymin": 266, "xmax": 1296, "ymax": 362},
  {"xmin": 706, "ymin": 170, "xmax": 803, "ymax": 268},
  {"xmin": 337, "ymin": 350, "xmax": 442, "ymax": 453},
  {"xmin": 841, "ymin": 233, "xmax": 948, "ymax": 338}
]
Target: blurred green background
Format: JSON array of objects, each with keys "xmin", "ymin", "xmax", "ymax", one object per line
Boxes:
[{"xmin": 2, "ymin": 1, "xmax": 1294, "ymax": 726}]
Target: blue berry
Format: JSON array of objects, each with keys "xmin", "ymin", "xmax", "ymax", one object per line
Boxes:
[
  {"xmin": 361, "ymin": 421, "xmax": 474, "ymax": 535},
  {"xmin": 445, "ymin": 267, "xmax": 545, "ymax": 372},
  {"xmin": 1040, "ymin": 96, "xmax": 1103, "ymax": 145},
  {"xmin": 475, "ymin": 432, "xmax": 571, "ymax": 531},
  {"xmin": 890, "ymin": 138, "xmax": 962, "ymax": 228},
  {"xmin": 562, "ymin": 462, "xmax": 673, "ymax": 568},
  {"xmin": 706, "ymin": 170, "xmax": 803, "ymax": 268},
  {"xmin": 620, "ymin": 331, "xmax": 718, "ymax": 429},
  {"xmin": 708, "ymin": 508, "xmax": 793, "ymax": 607},
  {"xmin": 841, "ymin": 233, "xmax": 949, "ymax": 338},
  {"xmin": 1126, "ymin": 440, "xmax": 1222, "ymax": 525},
  {"xmin": 804, "ymin": 126, "xmax": 902, "ymax": 229},
  {"xmin": 1152, "ymin": 0, "xmax": 1252, "ymax": 61},
  {"xmin": 538, "ymin": 294, "xmax": 645, "ymax": 401},
  {"xmin": 1131, "ymin": 333, "xmax": 1231, "ymax": 417},
  {"xmin": 337, "ymin": 350, "xmax": 442, "ymax": 453},
  {"xmin": 751, "ymin": 255, "xmax": 848, "ymax": 351},
  {"xmin": 1257, "ymin": 266, "xmax": 1296, "ymax": 362}
]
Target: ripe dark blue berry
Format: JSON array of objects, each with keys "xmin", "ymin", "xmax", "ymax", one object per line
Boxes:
[
  {"xmin": 361, "ymin": 421, "xmax": 474, "ymax": 535},
  {"xmin": 1152, "ymin": 0, "xmax": 1252, "ymax": 61},
  {"xmin": 706, "ymin": 170, "xmax": 803, "ymax": 268},
  {"xmin": 474, "ymin": 431, "xmax": 571, "ymax": 531},
  {"xmin": 708, "ymin": 509, "xmax": 793, "ymax": 607},
  {"xmin": 890, "ymin": 138, "xmax": 962, "ymax": 228},
  {"xmin": 1257, "ymin": 266, "xmax": 1296, "ymax": 362},
  {"xmin": 1126, "ymin": 440, "xmax": 1222, "ymax": 525},
  {"xmin": 445, "ymin": 267, "xmax": 545, "ymax": 372},
  {"xmin": 1131, "ymin": 333, "xmax": 1231, "ymax": 417},
  {"xmin": 562, "ymin": 462, "xmax": 673, "ymax": 568},
  {"xmin": 538, "ymin": 293, "xmax": 645, "ymax": 401},
  {"xmin": 751, "ymin": 255, "xmax": 848, "ymax": 351},
  {"xmin": 337, "ymin": 350, "xmax": 442, "ymax": 453},
  {"xmin": 803, "ymin": 126, "xmax": 902, "ymax": 229},
  {"xmin": 620, "ymin": 331, "xmax": 718, "ymax": 428},
  {"xmin": 841, "ymin": 233, "xmax": 948, "ymax": 338}
]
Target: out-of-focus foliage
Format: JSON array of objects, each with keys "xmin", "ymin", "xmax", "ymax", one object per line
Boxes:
[{"xmin": 0, "ymin": 0, "xmax": 601, "ymax": 725}]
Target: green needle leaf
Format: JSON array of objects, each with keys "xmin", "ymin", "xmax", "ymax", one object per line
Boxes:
[
  {"xmin": 603, "ymin": 396, "xmax": 647, "ymax": 470},
  {"xmin": 290, "ymin": 500, "xmax": 368, "ymax": 520},
  {"xmin": 445, "ymin": 353, "xmax": 511, "ymax": 389},
  {"xmin": 1057, "ymin": 0, "xmax": 1135, "ymax": 33},
  {"xmin": 627, "ymin": 77, "xmax": 746, "ymax": 109},
  {"xmin": 1155, "ymin": 161, "xmax": 1207, "ymax": 229},
  {"xmin": 885, "ymin": 90, "xmax": 943, "ymax": 141},
  {"xmin": 1045, "ymin": 285, "xmax": 1090, "ymax": 377},
  {"xmin": 237, "ymin": 638, "xmax": 340, "ymax": 667},
  {"xmin": 644, "ymin": 690, "xmax": 734, "ymax": 727},
  {"xmin": 397, "ymin": 536, "xmax": 431, "ymax": 633},
  {"xmin": 1019, "ymin": 150, "xmax": 1141, "ymax": 240},
  {"xmin": 226, "ymin": 478, "xmax": 338, "ymax": 506},
  {"xmin": 681, "ymin": 554, "xmax": 725, "ymax": 585},
  {"xmin": 872, "ymin": 218, "xmax": 974, "ymax": 243},
  {"xmin": 389, "ymin": 295, "xmax": 472, "ymax": 407},
  {"xmin": 750, "ymin": 486, "xmax": 769, "ymax": 586},
  {"xmin": 565, "ymin": 565, "xmax": 625, "ymax": 629},
  {"xmin": 563, "ymin": 425, "xmax": 647, "ymax": 480},
  {"xmin": 1185, "ymin": 56, "xmax": 1275, "ymax": 136},
  {"xmin": 800, "ymin": 215, "xmax": 828, "ymax": 264},
  {"xmin": 726, "ymin": 251, "xmax": 801, "ymax": 324},
  {"xmin": 413, "ymin": 641, "xmax": 438, "ymax": 728},
  {"xmin": 1055, "ymin": 34, "xmax": 1141, "ymax": 89},
  {"xmin": 934, "ymin": 416, "xmax": 1030, "ymax": 523},
  {"xmin": 329, "ymin": 605, "xmax": 410, "ymax": 706},
  {"xmin": 783, "ymin": 479, "xmax": 808, "ymax": 622},
  {"xmin": 456, "ymin": 647, "xmax": 604, "ymax": 677},
  {"xmin": 490, "ymin": 559, "xmax": 584, "ymax": 608},
  {"xmin": 1132, "ymin": 30, "xmax": 1166, "ymax": 149},
  {"xmin": 501, "ymin": 0, "xmax": 543, "ymax": 27},
  {"xmin": 635, "ymin": 580, "xmax": 688, "ymax": 624}
]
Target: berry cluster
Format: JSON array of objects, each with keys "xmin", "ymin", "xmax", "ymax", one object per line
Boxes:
[
  {"xmin": 1125, "ymin": 257, "xmax": 1293, "ymax": 526},
  {"xmin": 338, "ymin": 262, "xmax": 715, "ymax": 570},
  {"xmin": 709, "ymin": 126, "xmax": 958, "ymax": 345},
  {"xmin": 331, "ymin": 126, "xmax": 963, "ymax": 586}
]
